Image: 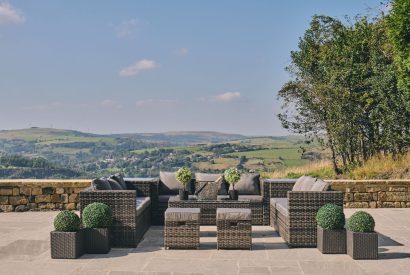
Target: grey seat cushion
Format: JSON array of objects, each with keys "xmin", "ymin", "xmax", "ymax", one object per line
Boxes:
[
  {"xmin": 136, "ymin": 197, "xmax": 151, "ymax": 216},
  {"xmin": 310, "ymin": 179, "xmax": 330, "ymax": 191},
  {"xmin": 216, "ymin": 208, "xmax": 252, "ymax": 220},
  {"xmin": 91, "ymin": 178, "xmax": 112, "ymax": 190},
  {"xmin": 195, "ymin": 173, "xmax": 228, "ymax": 195},
  {"xmin": 292, "ymin": 175, "xmax": 317, "ymax": 191},
  {"xmin": 158, "ymin": 195, "xmax": 173, "ymax": 203},
  {"xmin": 229, "ymin": 173, "xmax": 260, "ymax": 195},
  {"xmin": 107, "ymin": 178, "xmax": 124, "ymax": 190},
  {"xmin": 275, "ymin": 199, "xmax": 289, "ymax": 217},
  {"xmin": 110, "ymin": 173, "xmax": 127, "ymax": 190},
  {"xmin": 165, "ymin": 208, "xmax": 200, "ymax": 221},
  {"xmin": 159, "ymin": 171, "xmax": 182, "ymax": 195},
  {"xmin": 270, "ymin": 198, "xmax": 288, "ymax": 208},
  {"xmin": 238, "ymin": 195, "xmax": 263, "ymax": 202}
]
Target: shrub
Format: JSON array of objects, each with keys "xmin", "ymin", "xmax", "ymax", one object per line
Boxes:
[
  {"xmin": 224, "ymin": 167, "xmax": 241, "ymax": 185},
  {"xmin": 54, "ymin": 210, "xmax": 81, "ymax": 232},
  {"xmin": 316, "ymin": 204, "xmax": 345, "ymax": 230},
  {"xmin": 82, "ymin": 202, "xmax": 113, "ymax": 228},
  {"xmin": 347, "ymin": 211, "xmax": 375, "ymax": 233},
  {"xmin": 175, "ymin": 167, "xmax": 193, "ymax": 184}
]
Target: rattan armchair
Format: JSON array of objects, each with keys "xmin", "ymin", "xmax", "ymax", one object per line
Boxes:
[
  {"xmin": 267, "ymin": 179, "xmax": 344, "ymax": 247},
  {"xmin": 79, "ymin": 178, "xmax": 157, "ymax": 247}
]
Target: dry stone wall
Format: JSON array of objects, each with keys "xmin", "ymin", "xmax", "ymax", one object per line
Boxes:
[
  {"xmin": 1, "ymin": 179, "xmax": 410, "ymax": 212},
  {"xmin": 0, "ymin": 179, "xmax": 91, "ymax": 212}
]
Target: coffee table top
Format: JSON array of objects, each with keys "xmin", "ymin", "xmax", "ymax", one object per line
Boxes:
[{"xmin": 169, "ymin": 195, "xmax": 250, "ymax": 203}]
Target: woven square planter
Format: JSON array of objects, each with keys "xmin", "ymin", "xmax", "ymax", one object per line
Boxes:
[
  {"xmin": 50, "ymin": 230, "xmax": 84, "ymax": 259},
  {"xmin": 317, "ymin": 226, "xmax": 346, "ymax": 254},
  {"xmin": 84, "ymin": 228, "xmax": 110, "ymax": 254},
  {"xmin": 347, "ymin": 230, "xmax": 378, "ymax": 259}
]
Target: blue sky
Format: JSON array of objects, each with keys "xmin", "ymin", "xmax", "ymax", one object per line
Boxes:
[{"xmin": 0, "ymin": 0, "xmax": 384, "ymax": 136}]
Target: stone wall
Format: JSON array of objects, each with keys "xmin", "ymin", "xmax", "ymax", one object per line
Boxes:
[
  {"xmin": 329, "ymin": 180, "xmax": 410, "ymax": 208},
  {"xmin": 0, "ymin": 179, "xmax": 91, "ymax": 212},
  {"xmin": 1, "ymin": 179, "xmax": 410, "ymax": 212}
]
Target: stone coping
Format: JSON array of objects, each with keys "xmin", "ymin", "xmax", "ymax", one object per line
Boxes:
[{"xmin": 0, "ymin": 179, "xmax": 92, "ymax": 188}]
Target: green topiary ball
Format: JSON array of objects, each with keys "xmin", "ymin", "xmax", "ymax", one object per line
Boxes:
[
  {"xmin": 82, "ymin": 202, "xmax": 113, "ymax": 228},
  {"xmin": 316, "ymin": 203, "xmax": 345, "ymax": 230},
  {"xmin": 347, "ymin": 211, "xmax": 375, "ymax": 233},
  {"xmin": 54, "ymin": 210, "xmax": 81, "ymax": 232}
]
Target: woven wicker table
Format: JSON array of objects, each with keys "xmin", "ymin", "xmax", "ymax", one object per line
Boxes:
[
  {"xmin": 164, "ymin": 207, "xmax": 200, "ymax": 249},
  {"xmin": 217, "ymin": 208, "xmax": 252, "ymax": 250},
  {"xmin": 168, "ymin": 196, "xmax": 251, "ymax": 225}
]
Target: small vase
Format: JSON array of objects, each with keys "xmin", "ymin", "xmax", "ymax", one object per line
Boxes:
[
  {"xmin": 179, "ymin": 189, "xmax": 189, "ymax": 200},
  {"xmin": 229, "ymin": 190, "xmax": 238, "ymax": 200}
]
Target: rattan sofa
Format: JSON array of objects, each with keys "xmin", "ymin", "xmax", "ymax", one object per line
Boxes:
[
  {"xmin": 153, "ymin": 172, "xmax": 269, "ymax": 225},
  {"xmin": 267, "ymin": 177, "xmax": 344, "ymax": 247},
  {"xmin": 79, "ymin": 177, "xmax": 158, "ymax": 247}
]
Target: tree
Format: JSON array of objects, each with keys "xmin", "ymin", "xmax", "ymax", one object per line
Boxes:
[{"xmin": 277, "ymin": 14, "xmax": 409, "ymax": 173}]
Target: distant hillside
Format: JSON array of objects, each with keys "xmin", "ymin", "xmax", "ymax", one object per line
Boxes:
[
  {"xmin": 0, "ymin": 128, "xmax": 245, "ymax": 145},
  {"xmin": 117, "ymin": 131, "xmax": 246, "ymax": 144}
]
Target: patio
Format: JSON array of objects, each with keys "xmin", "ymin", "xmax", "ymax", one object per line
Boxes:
[{"xmin": 0, "ymin": 209, "xmax": 409, "ymax": 275}]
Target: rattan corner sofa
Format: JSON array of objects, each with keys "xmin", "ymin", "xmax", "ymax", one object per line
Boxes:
[
  {"xmin": 268, "ymin": 176, "xmax": 344, "ymax": 247},
  {"xmin": 79, "ymin": 176, "xmax": 158, "ymax": 247}
]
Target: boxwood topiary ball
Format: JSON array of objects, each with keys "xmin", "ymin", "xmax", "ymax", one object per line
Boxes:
[
  {"xmin": 347, "ymin": 211, "xmax": 375, "ymax": 233},
  {"xmin": 316, "ymin": 203, "xmax": 345, "ymax": 230},
  {"xmin": 82, "ymin": 202, "xmax": 113, "ymax": 228},
  {"xmin": 54, "ymin": 210, "xmax": 81, "ymax": 232}
]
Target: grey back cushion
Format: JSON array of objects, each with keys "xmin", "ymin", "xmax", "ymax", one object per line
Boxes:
[
  {"xmin": 110, "ymin": 173, "xmax": 127, "ymax": 190},
  {"xmin": 229, "ymin": 173, "xmax": 260, "ymax": 195},
  {"xmin": 292, "ymin": 176, "xmax": 317, "ymax": 191},
  {"xmin": 159, "ymin": 171, "xmax": 181, "ymax": 195},
  {"xmin": 310, "ymin": 179, "xmax": 330, "ymax": 191},
  {"xmin": 195, "ymin": 173, "xmax": 228, "ymax": 195},
  {"xmin": 92, "ymin": 178, "xmax": 112, "ymax": 190},
  {"xmin": 107, "ymin": 178, "xmax": 124, "ymax": 190}
]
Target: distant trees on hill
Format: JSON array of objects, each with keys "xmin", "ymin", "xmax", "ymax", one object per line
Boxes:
[{"xmin": 278, "ymin": 1, "xmax": 410, "ymax": 173}]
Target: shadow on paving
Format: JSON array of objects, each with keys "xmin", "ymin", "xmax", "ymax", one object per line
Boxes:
[{"xmin": 378, "ymin": 233, "xmax": 404, "ymax": 247}]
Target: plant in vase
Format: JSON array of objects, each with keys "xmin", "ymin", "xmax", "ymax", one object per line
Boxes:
[
  {"xmin": 176, "ymin": 167, "xmax": 192, "ymax": 200},
  {"xmin": 316, "ymin": 203, "xmax": 346, "ymax": 254},
  {"xmin": 82, "ymin": 202, "xmax": 113, "ymax": 254},
  {"xmin": 224, "ymin": 167, "xmax": 241, "ymax": 200},
  {"xmin": 50, "ymin": 210, "xmax": 83, "ymax": 259},
  {"xmin": 347, "ymin": 211, "xmax": 378, "ymax": 259}
]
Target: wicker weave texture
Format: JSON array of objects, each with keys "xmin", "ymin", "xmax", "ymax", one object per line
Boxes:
[
  {"xmin": 195, "ymin": 181, "xmax": 219, "ymax": 200},
  {"xmin": 164, "ymin": 220, "xmax": 200, "ymax": 249},
  {"xmin": 50, "ymin": 231, "xmax": 84, "ymax": 259},
  {"xmin": 80, "ymin": 190, "xmax": 137, "ymax": 247},
  {"xmin": 271, "ymin": 191, "xmax": 344, "ymax": 247},
  {"xmin": 217, "ymin": 219, "xmax": 252, "ymax": 250},
  {"xmin": 317, "ymin": 226, "xmax": 346, "ymax": 254},
  {"xmin": 168, "ymin": 198, "xmax": 251, "ymax": 225},
  {"xmin": 84, "ymin": 228, "xmax": 110, "ymax": 254},
  {"xmin": 347, "ymin": 230, "xmax": 378, "ymax": 259}
]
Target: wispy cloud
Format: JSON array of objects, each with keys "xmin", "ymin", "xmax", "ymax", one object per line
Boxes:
[
  {"xmin": 211, "ymin": 92, "xmax": 241, "ymax": 102},
  {"xmin": 136, "ymin": 99, "xmax": 180, "ymax": 107},
  {"xmin": 119, "ymin": 59, "xmax": 159, "ymax": 77},
  {"xmin": 100, "ymin": 99, "xmax": 122, "ymax": 109},
  {"xmin": 115, "ymin": 18, "xmax": 140, "ymax": 38},
  {"xmin": 0, "ymin": 2, "xmax": 25, "ymax": 25},
  {"xmin": 175, "ymin": 48, "xmax": 189, "ymax": 56}
]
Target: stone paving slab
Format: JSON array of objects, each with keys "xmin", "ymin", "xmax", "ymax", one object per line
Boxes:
[{"xmin": 0, "ymin": 209, "xmax": 410, "ymax": 274}]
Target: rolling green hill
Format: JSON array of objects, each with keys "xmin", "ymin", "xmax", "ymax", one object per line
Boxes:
[{"xmin": 0, "ymin": 128, "xmax": 322, "ymax": 178}]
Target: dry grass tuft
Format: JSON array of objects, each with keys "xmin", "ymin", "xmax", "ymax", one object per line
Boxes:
[{"xmin": 262, "ymin": 153, "xmax": 409, "ymax": 180}]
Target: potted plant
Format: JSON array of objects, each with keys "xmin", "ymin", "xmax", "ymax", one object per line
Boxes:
[
  {"xmin": 82, "ymin": 202, "xmax": 113, "ymax": 254},
  {"xmin": 176, "ymin": 167, "xmax": 192, "ymax": 200},
  {"xmin": 224, "ymin": 167, "xmax": 241, "ymax": 200},
  {"xmin": 316, "ymin": 203, "xmax": 346, "ymax": 254},
  {"xmin": 50, "ymin": 210, "xmax": 83, "ymax": 259},
  {"xmin": 347, "ymin": 211, "xmax": 378, "ymax": 259}
]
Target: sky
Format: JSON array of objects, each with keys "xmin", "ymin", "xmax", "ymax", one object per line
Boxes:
[{"xmin": 0, "ymin": 0, "xmax": 384, "ymax": 136}]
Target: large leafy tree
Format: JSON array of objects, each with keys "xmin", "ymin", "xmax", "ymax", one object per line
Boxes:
[{"xmin": 278, "ymin": 13, "xmax": 409, "ymax": 173}]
